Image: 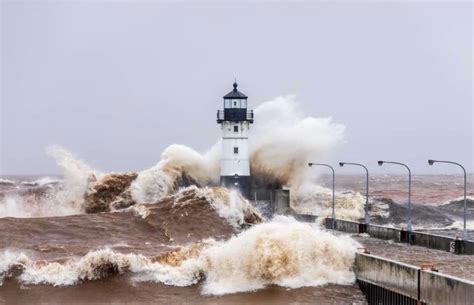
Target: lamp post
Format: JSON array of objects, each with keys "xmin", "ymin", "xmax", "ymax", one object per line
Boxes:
[
  {"xmin": 428, "ymin": 160, "xmax": 468, "ymax": 240},
  {"xmin": 339, "ymin": 162, "xmax": 370, "ymax": 224},
  {"xmin": 378, "ymin": 160, "xmax": 413, "ymax": 232},
  {"xmin": 308, "ymin": 163, "xmax": 336, "ymax": 225}
]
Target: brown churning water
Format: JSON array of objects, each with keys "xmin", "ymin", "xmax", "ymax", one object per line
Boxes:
[
  {"xmin": 0, "ymin": 180, "xmax": 364, "ymax": 304},
  {"xmin": 1, "ymin": 97, "xmax": 472, "ymax": 303}
]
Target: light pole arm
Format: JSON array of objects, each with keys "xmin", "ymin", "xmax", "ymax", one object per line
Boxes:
[
  {"xmin": 379, "ymin": 160, "xmax": 412, "ymax": 232},
  {"xmin": 429, "ymin": 159, "xmax": 468, "ymax": 240},
  {"xmin": 339, "ymin": 162, "xmax": 370, "ymax": 224},
  {"xmin": 309, "ymin": 163, "xmax": 335, "ymax": 176},
  {"xmin": 433, "ymin": 161, "xmax": 466, "ymax": 177},
  {"xmin": 381, "ymin": 161, "xmax": 411, "ymax": 203},
  {"xmin": 382, "ymin": 161, "xmax": 411, "ymax": 176},
  {"xmin": 308, "ymin": 162, "xmax": 336, "ymax": 222}
]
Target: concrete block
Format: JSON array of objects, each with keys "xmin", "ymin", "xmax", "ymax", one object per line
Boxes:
[
  {"xmin": 355, "ymin": 253, "xmax": 419, "ymax": 299},
  {"xmin": 420, "ymin": 270, "xmax": 474, "ymax": 305},
  {"xmin": 366, "ymin": 224, "xmax": 401, "ymax": 241},
  {"xmin": 273, "ymin": 189, "xmax": 290, "ymax": 215},
  {"xmin": 410, "ymin": 231, "xmax": 452, "ymax": 252}
]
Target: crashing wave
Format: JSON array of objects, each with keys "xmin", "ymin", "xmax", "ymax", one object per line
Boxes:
[
  {"xmin": 0, "ymin": 147, "xmax": 97, "ymax": 218},
  {"xmin": 84, "ymin": 172, "xmax": 138, "ymax": 213},
  {"xmin": 115, "ymin": 185, "xmax": 263, "ymax": 230},
  {"xmin": 292, "ymin": 184, "xmax": 365, "ymax": 220},
  {"xmin": 1, "ymin": 96, "xmax": 350, "ymax": 219},
  {"xmin": 20, "ymin": 177, "xmax": 61, "ymax": 187},
  {"xmin": 0, "ymin": 217, "xmax": 359, "ymax": 294},
  {"xmin": 163, "ymin": 186, "xmax": 263, "ymax": 228},
  {"xmin": 177, "ymin": 186, "xmax": 263, "ymax": 227},
  {"xmin": 0, "ymin": 179, "xmax": 15, "ymax": 186},
  {"xmin": 441, "ymin": 196, "xmax": 474, "ymax": 205},
  {"xmin": 250, "ymin": 96, "xmax": 345, "ymax": 192},
  {"xmin": 130, "ymin": 144, "xmax": 219, "ymax": 204},
  {"xmin": 439, "ymin": 220, "xmax": 474, "ymax": 231}
]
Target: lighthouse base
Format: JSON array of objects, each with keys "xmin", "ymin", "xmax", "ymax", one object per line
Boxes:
[{"xmin": 220, "ymin": 175, "xmax": 251, "ymax": 199}]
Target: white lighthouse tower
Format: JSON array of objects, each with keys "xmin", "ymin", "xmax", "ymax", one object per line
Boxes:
[{"xmin": 217, "ymin": 81, "xmax": 254, "ymax": 198}]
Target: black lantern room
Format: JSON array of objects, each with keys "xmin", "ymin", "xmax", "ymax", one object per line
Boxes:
[{"xmin": 217, "ymin": 82, "xmax": 254, "ymax": 123}]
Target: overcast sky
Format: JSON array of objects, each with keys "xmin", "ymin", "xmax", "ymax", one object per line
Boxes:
[{"xmin": 1, "ymin": 1, "xmax": 472, "ymax": 176}]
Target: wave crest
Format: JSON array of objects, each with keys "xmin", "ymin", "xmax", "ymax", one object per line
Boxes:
[{"xmin": 0, "ymin": 217, "xmax": 359, "ymax": 295}]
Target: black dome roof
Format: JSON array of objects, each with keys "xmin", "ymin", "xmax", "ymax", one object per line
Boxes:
[{"xmin": 223, "ymin": 82, "xmax": 248, "ymax": 99}]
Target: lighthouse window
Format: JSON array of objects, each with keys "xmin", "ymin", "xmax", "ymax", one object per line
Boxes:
[
  {"xmin": 234, "ymin": 126, "xmax": 238, "ymax": 132},
  {"xmin": 233, "ymin": 101, "xmax": 237, "ymax": 107},
  {"xmin": 233, "ymin": 147, "xmax": 239, "ymax": 154}
]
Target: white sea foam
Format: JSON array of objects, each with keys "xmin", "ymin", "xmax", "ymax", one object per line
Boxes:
[
  {"xmin": 437, "ymin": 220, "xmax": 474, "ymax": 231},
  {"xmin": 0, "ymin": 194, "xmax": 85, "ymax": 218},
  {"xmin": 441, "ymin": 196, "xmax": 474, "ymax": 205},
  {"xmin": 130, "ymin": 144, "xmax": 218, "ymax": 204},
  {"xmin": 131, "ymin": 204, "xmax": 151, "ymax": 219},
  {"xmin": 0, "ymin": 179, "xmax": 15, "ymax": 185},
  {"xmin": 0, "ymin": 218, "xmax": 359, "ymax": 293},
  {"xmin": 0, "ymin": 146, "xmax": 98, "ymax": 218},
  {"xmin": 200, "ymin": 216, "xmax": 359, "ymax": 295},
  {"xmin": 20, "ymin": 177, "xmax": 61, "ymax": 187},
  {"xmin": 292, "ymin": 184, "xmax": 365, "ymax": 220},
  {"xmin": 192, "ymin": 186, "xmax": 262, "ymax": 227},
  {"xmin": 3, "ymin": 96, "xmax": 347, "ymax": 218},
  {"xmin": 129, "ymin": 96, "xmax": 346, "ymax": 206},
  {"xmin": 46, "ymin": 145, "xmax": 99, "ymax": 208},
  {"xmin": 250, "ymin": 95, "xmax": 345, "ymax": 189}
]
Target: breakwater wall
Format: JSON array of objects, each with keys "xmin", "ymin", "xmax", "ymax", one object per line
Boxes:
[
  {"xmin": 325, "ymin": 218, "xmax": 474, "ymax": 255},
  {"xmin": 356, "ymin": 253, "xmax": 474, "ymax": 305}
]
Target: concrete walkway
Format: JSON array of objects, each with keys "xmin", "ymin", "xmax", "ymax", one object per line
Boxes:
[{"xmin": 336, "ymin": 231, "xmax": 474, "ymax": 281}]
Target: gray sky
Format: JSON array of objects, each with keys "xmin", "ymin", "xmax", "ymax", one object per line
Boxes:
[{"xmin": 1, "ymin": 1, "xmax": 472, "ymax": 175}]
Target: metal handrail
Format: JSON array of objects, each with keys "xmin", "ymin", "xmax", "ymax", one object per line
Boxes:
[{"xmin": 217, "ymin": 109, "xmax": 254, "ymax": 121}]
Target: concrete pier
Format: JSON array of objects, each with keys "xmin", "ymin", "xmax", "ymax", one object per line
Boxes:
[
  {"xmin": 356, "ymin": 253, "xmax": 474, "ymax": 305},
  {"xmin": 284, "ymin": 211, "xmax": 474, "ymax": 303},
  {"xmin": 325, "ymin": 218, "xmax": 474, "ymax": 255},
  {"xmin": 420, "ymin": 270, "xmax": 474, "ymax": 304}
]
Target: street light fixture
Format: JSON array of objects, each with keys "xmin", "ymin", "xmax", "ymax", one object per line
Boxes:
[
  {"xmin": 308, "ymin": 163, "xmax": 336, "ymax": 225},
  {"xmin": 339, "ymin": 162, "xmax": 370, "ymax": 224},
  {"xmin": 428, "ymin": 159, "xmax": 468, "ymax": 240},
  {"xmin": 378, "ymin": 160, "xmax": 413, "ymax": 232}
]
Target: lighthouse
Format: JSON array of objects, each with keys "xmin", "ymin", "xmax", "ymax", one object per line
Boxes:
[{"xmin": 217, "ymin": 81, "xmax": 254, "ymax": 198}]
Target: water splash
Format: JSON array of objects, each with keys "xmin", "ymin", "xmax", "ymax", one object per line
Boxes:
[{"xmin": 0, "ymin": 217, "xmax": 359, "ymax": 294}]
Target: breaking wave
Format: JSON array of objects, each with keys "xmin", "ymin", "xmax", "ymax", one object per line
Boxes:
[
  {"xmin": 199, "ymin": 216, "xmax": 358, "ymax": 295},
  {"xmin": 1, "ymin": 95, "xmax": 354, "ymax": 219},
  {"xmin": 0, "ymin": 217, "xmax": 359, "ymax": 294},
  {"xmin": 130, "ymin": 144, "xmax": 219, "ymax": 204},
  {"xmin": 20, "ymin": 177, "xmax": 61, "ymax": 187},
  {"xmin": 293, "ymin": 184, "xmax": 366, "ymax": 220},
  {"xmin": 441, "ymin": 196, "xmax": 474, "ymax": 205},
  {"xmin": 0, "ymin": 147, "xmax": 97, "ymax": 218},
  {"xmin": 438, "ymin": 220, "xmax": 474, "ymax": 231},
  {"xmin": 0, "ymin": 179, "xmax": 15, "ymax": 185},
  {"xmin": 250, "ymin": 96, "xmax": 345, "ymax": 190},
  {"xmin": 129, "ymin": 95, "xmax": 346, "ymax": 207}
]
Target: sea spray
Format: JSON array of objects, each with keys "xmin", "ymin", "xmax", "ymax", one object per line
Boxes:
[
  {"xmin": 130, "ymin": 144, "xmax": 219, "ymax": 203},
  {"xmin": 0, "ymin": 146, "xmax": 97, "ymax": 217},
  {"xmin": 0, "ymin": 217, "xmax": 360, "ymax": 294},
  {"xmin": 46, "ymin": 145, "xmax": 99, "ymax": 206},
  {"xmin": 1, "ymin": 95, "xmax": 355, "ymax": 218},
  {"xmin": 250, "ymin": 95, "xmax": 345, "ymax": 191},
  {"xmin": 294, "ymin": 183, "xmax": 366, "ymax": 220},
  {"xmin": 129, "ymin": 96, "xmax": 348, "ymax": 211},
  {"xmin": 200, "ymin": 216, "xmax": 359, "ymax": 294},
  {"xmin": 171, "ymin": 186, "xmax": 263, "ymax": 227},
  {"xmin": 192, "ymin": 186, "xmax": 263, "ymax": 227}
]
